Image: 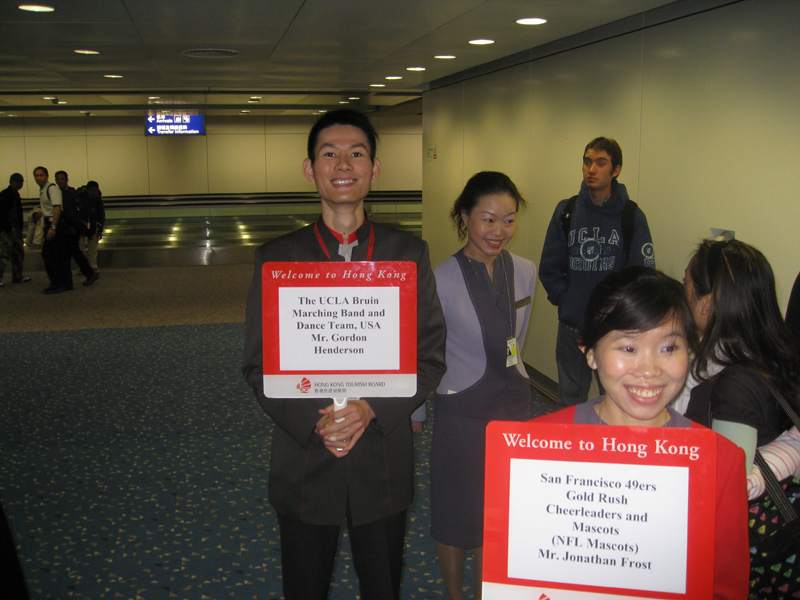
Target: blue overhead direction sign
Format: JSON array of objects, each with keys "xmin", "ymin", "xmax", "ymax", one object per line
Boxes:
[{"xmin": 145, "ymin": 114, "xmax": 205, "ymax": 136}]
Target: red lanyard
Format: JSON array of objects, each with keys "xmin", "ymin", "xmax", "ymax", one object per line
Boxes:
[{"xmin": 314, "ymin": 220, "xmax": 374, "ymax": 261}]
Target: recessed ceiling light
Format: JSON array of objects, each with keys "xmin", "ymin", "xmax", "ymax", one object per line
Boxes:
[
  {"xmin": 435, "ymin": 55, "xmax": 456, "ymax": 60},
  {"xmin": 57, "ymin": 101, "xmax": 67, "ymax": 104},
  {"xmin": 74, "ymin": 49, "xmax": 99, "ymax": 55},
  {"xmin": 240, "ymin": 110, "xmax": 250, "ymax": 113},
  {"xmin": 385, "ymin": 76, "xmax": 402, "ymax": 80},
  {"xmin": 43, "ymin": 96, "xmax": 55, "ymax": 100},
  {"xmin": 247, "ymin": 100, "xmax": 259, "ymax": 103},
  {"xmin": 370, "ymin": 84, "xmax": 385, "ymax": 88},
  {"xmin": 349, "ymin": 97, "xmax": 360, "ymax": 100},
  {"xmin": 18, "ymin": 5, "xmax": 54, "ymax": 12},
  {"xmin": 339, "ymin": 101, "xmax": 349, "ymax": 104},
  {"xmin": 104, "ymin": 74, "xmax": 123, "ymax": 78},
  {"xmin": 517, "ymin": 18, "xmax": 547, "ymax": 26},
  {"xmin": 249, "ymin": 96, "xmax": 262, "ymax": 100},
  {"xmin": 406, "ymin": 67, "xmax": 426, "ymax": 72},
  {"xmin": 148, "ymin": 96, "xmax": 160, "ymax": 100},
  {"xmin": 469, "ymin": 39, "xmax": 494, "ymax": 45}
]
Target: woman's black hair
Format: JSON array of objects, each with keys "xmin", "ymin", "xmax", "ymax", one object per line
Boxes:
[
  {"xmin": 450, "ymin": 171, "xmax": 526, "ymax": 240},
  {"xmin": 579, "ymin": 266, "xmax": 698, "ymax": 355},
  {"xmin": 689, "ymin": 239, "xmax": 800, "ymax": 400}
]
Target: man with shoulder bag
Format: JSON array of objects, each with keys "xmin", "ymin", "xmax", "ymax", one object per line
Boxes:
[
  {"xmin": 55, "ymin": 171, "xmax": 98, "ymax": 287},
  {"xmin": 34, "ymin": 166, "xmax": 70, "ymax": 294}
]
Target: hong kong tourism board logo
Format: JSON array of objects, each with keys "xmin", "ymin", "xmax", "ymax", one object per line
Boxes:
[{"xmin": 296, "ymin": 377, "xmax": 311, "ymax": 393}]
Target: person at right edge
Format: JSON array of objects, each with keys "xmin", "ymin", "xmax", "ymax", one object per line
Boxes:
[{"xmin": 539, "ymin": 137, "xmax": 655, "ymax": 406}]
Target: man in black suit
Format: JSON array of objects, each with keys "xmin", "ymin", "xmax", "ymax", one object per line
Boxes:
[{"xmin": 243, "ymin": 109, "xmax": 446, "ymax": 600}]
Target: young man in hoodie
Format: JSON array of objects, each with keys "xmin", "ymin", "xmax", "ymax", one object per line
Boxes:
[{"xmin": 539, "ymin": 137, "xmax": 655, "ymax": 407}]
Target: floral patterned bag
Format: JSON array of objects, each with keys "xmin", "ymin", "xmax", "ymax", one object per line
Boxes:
[
  {"xmin": 749, "ymin": 379, "xmax": 800, "ymax": 600},
  {"xmin": 748, "ymin": 464, "xmax": 800, "ymax": 598}
]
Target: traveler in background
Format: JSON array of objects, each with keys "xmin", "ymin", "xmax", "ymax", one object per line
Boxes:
[
  {"xmin": 539, "ymin": 137, "xmax": 655, "ymax": 406},
  {"xmin": 0, "ymin": 173, "xmax": 31, "ymax": 286},
  {"xmin": 34, "ymin": 166, "xmax": 70, "ymax": 294},
  {"xmin": 55, "ymin": 171, "xmax": 98, "ymax": 287},
  {"xmin": 78, "ymin": 180, "xmax": 105, "ymax": 271}
]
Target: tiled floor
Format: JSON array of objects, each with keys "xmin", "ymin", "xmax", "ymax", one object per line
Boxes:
[
  {"xmin": 1, "ymin": 265, "xmax": 557, "ymax": 599},
  {"xmin": 0, "ymin": 264, "xmax": 253, "ymax": 333}
]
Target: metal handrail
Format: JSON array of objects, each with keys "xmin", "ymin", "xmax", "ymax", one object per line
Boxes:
[{"xmin": 21, "ymin": 190, "xmax": 421, "ymax": 212}]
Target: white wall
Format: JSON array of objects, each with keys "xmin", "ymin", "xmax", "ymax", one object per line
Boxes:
[
  {"xmin": 422, "ymin": 0, "xmax": 800, "ymax": 382},
  {"xmin": 0, "ymin": 113, "xmax": 421, "ymax": 198}
]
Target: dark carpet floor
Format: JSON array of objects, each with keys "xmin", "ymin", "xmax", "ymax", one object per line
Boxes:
[{"xmin": 1, "ymin": 317, "xmax": 557, "ymax": 599}]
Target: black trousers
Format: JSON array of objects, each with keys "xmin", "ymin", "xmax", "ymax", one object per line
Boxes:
[
  {"xmin": 64, "ymin": 227, "xmax": 95, "ymax": 279},
  {"xmin": 41, "ymin": 219, "xmax": 72, "ymax": 289},
  {"xmin": 0, "ymin": 229, "xmax": 25, "ymax": 282},
  {"xmin": 277, "ymin": 509, "xmax": 406, "ymax": 600}
]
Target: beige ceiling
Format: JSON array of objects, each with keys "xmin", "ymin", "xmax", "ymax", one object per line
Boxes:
[{"xmin": 0, "ymin": 0, "xmax": 677, "ymax": 117}]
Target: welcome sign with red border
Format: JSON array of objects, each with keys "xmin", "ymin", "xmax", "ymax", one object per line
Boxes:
[
  {"xmin": 261, "ymin": 261, "xmax": 417, "ymax": 398},
  {"xmin": 483, "ymin": 421, "xmax": 718, "ymax": 599}
]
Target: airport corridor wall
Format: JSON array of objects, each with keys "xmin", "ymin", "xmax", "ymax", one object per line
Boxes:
[
  {"xmin": 422, "ymin": 0, "xmax": 800, "ymax": 383},
  {"xmin": 0, "ymin": 113, "xmax": 421, "ymax": 198}
]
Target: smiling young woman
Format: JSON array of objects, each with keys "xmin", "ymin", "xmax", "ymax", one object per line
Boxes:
[
  {"xmin": 426, "ymin": 171, "xmax": 536, "ymax": 600},
  {"xmin": 460, "ymin": 192, "xmax": 518, "ymax": 279},
  {"xmin": 587, "ymin": 321, "xmax": 689, "ymax": 428},
  {"xmin": 534, "ymin": 266, "xmax": 749, "ymax": 599}
]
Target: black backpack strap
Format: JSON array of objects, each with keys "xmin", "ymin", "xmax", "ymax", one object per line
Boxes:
[
  {"xmin": 560, "ymin": 195, "xmax": 578, "ymax": 240},
  {"xmin": 621, "ymin": 199, "xmax": 638, "ymax": 259},
  {"xmin": 760, "ymin": 377, "xmax": 800, "ymax": 431},
  {"xmin": 754, "ymin": 377, "xmax": 800, "ymax": 524}
]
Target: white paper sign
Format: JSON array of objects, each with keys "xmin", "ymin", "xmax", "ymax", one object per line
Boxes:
[
  {"xmin": 278, "ymin": 286, "xmax": 400, "ymax": 371},
  {"xmin": 507, "ymin": 459, "xmax": 689, "ymax": 594}
]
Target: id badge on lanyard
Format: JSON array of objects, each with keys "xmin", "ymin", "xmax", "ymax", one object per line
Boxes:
[{"xmin": 506, "ymin": 336, "xmax": 519, "ymax": 367}]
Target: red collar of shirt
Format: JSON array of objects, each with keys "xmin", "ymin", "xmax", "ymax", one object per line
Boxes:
[{"xmin": 322, "ymin": 222, "xmax": 359, "ymax": 245}]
